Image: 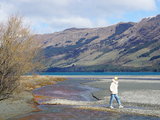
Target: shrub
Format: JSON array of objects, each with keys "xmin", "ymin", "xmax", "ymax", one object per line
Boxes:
[{"xmin": 0, "ymin": 16, "xmax": 42, "ymax": 100}]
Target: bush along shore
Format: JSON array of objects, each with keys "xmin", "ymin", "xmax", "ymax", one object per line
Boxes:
[{"xmin": 0, "ymin": 75, "xmax": 66, "ymax": 120}]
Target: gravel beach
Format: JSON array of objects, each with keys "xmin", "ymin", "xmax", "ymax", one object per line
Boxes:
[
  {"xmin": 82, "ymin": 76, "xmax": 160, "ymax": 117},
  {"xmin": 0, "ymin": 91, "xmax": 36, "ymax": 120},
  {"xmin": 0, "ymin": 76, "xmax": 65, "ymax": 120},
  {"xmin": 1, "ymin": 75, "xmax": 160, "ymax": 119},
  {"xmin": 31, "ymin": 75, "xmax": 160, "ymax": 118}
]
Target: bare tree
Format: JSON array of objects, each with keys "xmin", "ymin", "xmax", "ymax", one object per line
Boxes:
[{"xmin": 0, "ymin": 16, "xmax": 42, "ymax": 100}]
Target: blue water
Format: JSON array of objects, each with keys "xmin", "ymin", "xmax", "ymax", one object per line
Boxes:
[{"xmin": 38, "ymin": 72, "xmax": 160, "ymax": 76}]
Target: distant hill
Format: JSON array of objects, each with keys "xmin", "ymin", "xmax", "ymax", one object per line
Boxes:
[{"xmin": 36, "ymin": 14, "xmax": 160, "ymax": 72}]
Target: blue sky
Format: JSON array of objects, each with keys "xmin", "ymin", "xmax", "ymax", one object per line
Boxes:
[{"xmin": 0, "ymin": 0, "xmax": 160, "ymax": 34}]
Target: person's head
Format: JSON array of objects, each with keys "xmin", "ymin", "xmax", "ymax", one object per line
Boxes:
[
  {"xmin": 112, "ymin": 76, "xmax": 118, "ymax": 81},
  {"xmin": 114, "ymin": 77, "xmax": 118, "ymax": 80}
]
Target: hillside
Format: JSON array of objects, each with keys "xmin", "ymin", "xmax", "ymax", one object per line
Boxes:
[{"xmin": 36, "ymin": 14, "xmax": 160, "ymax": 72}]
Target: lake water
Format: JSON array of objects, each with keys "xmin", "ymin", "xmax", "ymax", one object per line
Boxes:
[
  {"xmin": 38, "ymin": 72, "xmax": 160, "ymax": 76},
  {"xmin": 11, "ymin": 77, "xmax": 160, "ymax": 120}
]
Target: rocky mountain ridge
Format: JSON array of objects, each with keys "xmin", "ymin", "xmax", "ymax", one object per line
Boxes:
[{"xmin": 36, "ymin": 14, "xmax": 160, "ymax": 72}]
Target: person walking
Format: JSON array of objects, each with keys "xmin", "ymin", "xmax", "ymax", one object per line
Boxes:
[{"xmin": 109, "ymin": 77, "xmax": 123, "ymax": 109}]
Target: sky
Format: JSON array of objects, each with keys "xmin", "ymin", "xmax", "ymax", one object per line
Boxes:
[{"xmin": 0, "ymin": 0, "xmax": 160, "ymax": 34}]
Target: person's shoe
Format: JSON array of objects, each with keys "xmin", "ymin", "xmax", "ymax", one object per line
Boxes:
[
  {"xmin": 119, "ymin": 105, "xmax": 124, "ymax": 108},
  {"xmin": 109, "ymin": 106, "xmax": 114, "ymax": 109}
]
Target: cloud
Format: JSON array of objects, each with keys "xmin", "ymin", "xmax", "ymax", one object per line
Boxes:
[
  {"xmin": 0, "ymin": 0, "xmax": 158, "ymax": 33},
  {"xmin": 68, "ymin": 0, "xmax": 157, "ymax": 17},
  {"xmin": 0, "ymin": 1, "xmax": 16, "ymax": 22},
  {"xmin": 50, "ymin": 17, "xmax": 93, "ymax": 29}
]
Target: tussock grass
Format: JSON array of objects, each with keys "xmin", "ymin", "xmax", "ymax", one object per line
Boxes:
[{"xmin": 15, "ymin": 75, "xmax": 66, "ymax": 93}]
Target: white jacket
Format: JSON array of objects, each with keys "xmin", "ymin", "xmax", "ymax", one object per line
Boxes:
[{"xmin": 110, "ymin": 79, "xmax": 118, "ymax": 94}]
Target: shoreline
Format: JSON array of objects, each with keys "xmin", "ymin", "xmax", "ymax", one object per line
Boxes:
[
  {"xmin": 1, "ymin": 75, "xmax": 160, "ymax": 119},
  {"xmin": 38, "ymin": 76, "xmax": 160, "ymax": 118},
  {"xmin": 83, "ymin": 77, "xmax": 160, "ymax": 117},
  {"xmin": 35, "ymin": 75, "xmax": 160, "ymax": 80},
  {"xmin": 0, "ymin": 76, "xmax": 66, "ymax": 120}
]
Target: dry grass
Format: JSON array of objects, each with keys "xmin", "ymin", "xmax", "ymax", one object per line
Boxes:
[
  {"xmin": 15, "ymin": 75, "xmax": 66, "ymax": 93},
  {"xmin": 0, "ymin": 75, "xmax": 65, "ymax": 119}
]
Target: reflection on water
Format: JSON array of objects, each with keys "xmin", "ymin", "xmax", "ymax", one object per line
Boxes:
[
  {"xmin": 12, "ymin": 105, "xmax": 159, "ymax": 120},
  {"xmin": 33, "ymin": 78, "xmax": 98, "ymax": 104},
  {"xmin": 11, "ymin": 78, "xmax": 160, "ymax": 120}
]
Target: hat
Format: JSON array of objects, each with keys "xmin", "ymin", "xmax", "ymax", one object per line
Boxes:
[{"xmin": 113, "ymin": 77, "xmax": 118, "ymax": 80}]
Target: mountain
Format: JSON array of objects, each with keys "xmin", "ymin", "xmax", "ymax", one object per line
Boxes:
[{"xmin": 36, "ymin": 14, "xmax": 160, "ymax": 72}]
